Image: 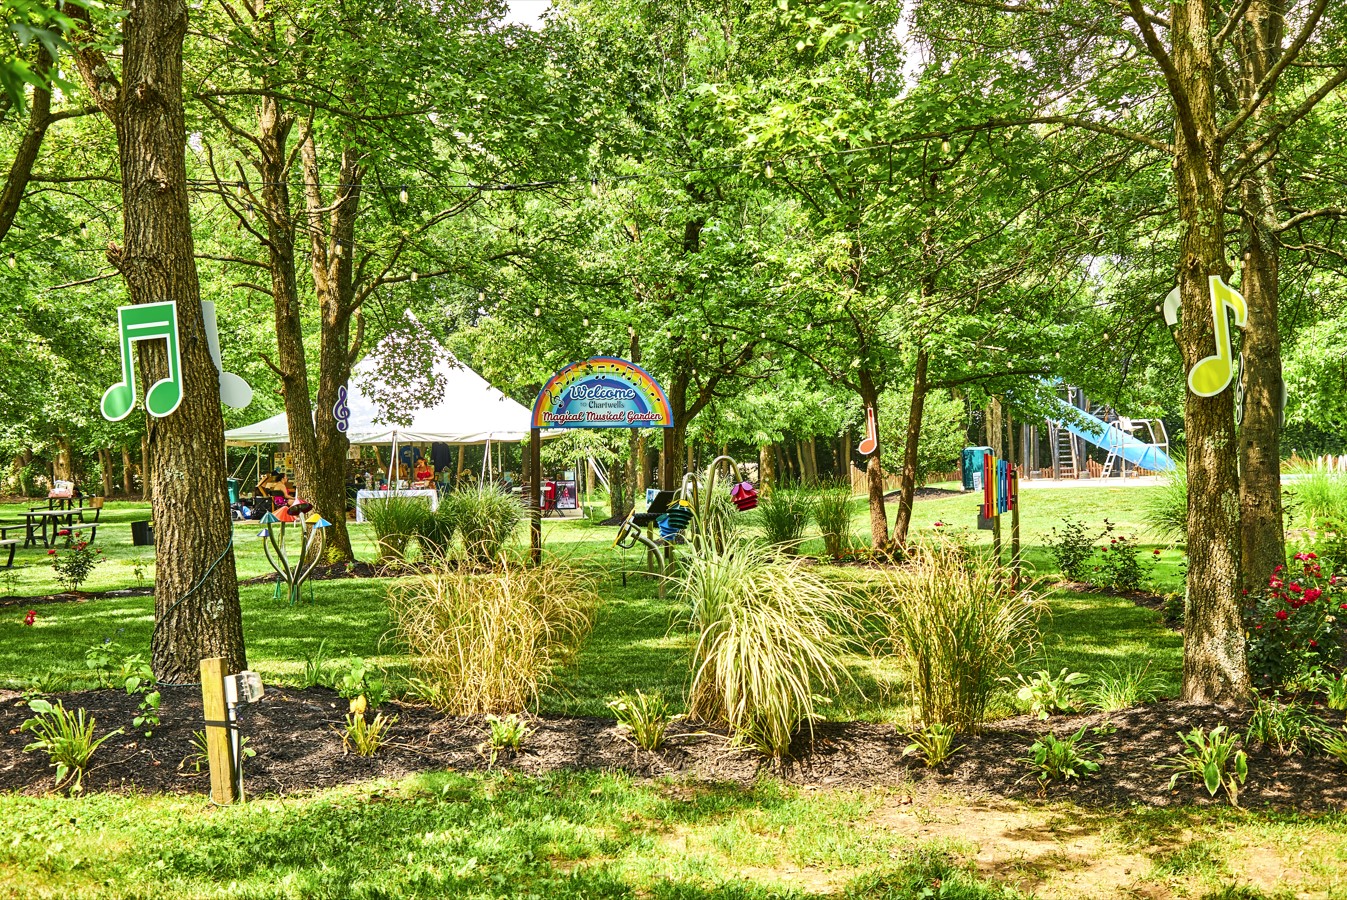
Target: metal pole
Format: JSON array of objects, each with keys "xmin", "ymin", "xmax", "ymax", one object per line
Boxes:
[{"xmin": 530, "ymin": 426, "xmax": 542, "ymax": 563}]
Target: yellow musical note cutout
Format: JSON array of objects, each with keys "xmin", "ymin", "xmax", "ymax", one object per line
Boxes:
[{"xmin": 1188, "ymin": 276, "xmax": 1248, "ymax": 398}]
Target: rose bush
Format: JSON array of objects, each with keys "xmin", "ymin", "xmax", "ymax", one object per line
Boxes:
[{"xmin": 1246, "ymin": 552, "xmax": 1343, "ymax": 690}]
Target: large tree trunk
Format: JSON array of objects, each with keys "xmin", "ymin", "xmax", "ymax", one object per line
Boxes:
[
  {"xmin": 257, "ymin": 95, "xmax": 325, "ymax": 538},
  {"xmin": 1235, "ymin": 0, "xmax": 1287, "ymax": 593},
  {"xmin": 99, "ymin": 448, "xmax": 115, "ymax": 498},
  {"xmin": 0, "ymin": 47, "xmax": 58, "ymax": 243},
  {"xmin": 75, "ymin": 0, "xmax": 245, "ymax": 679},
  {"xmin": 759, "ymin": 444, "xmax": 774, "ymax": 498},
  {"xmin": 121, "ymin": 444, "xmax": 133, "ymax": 496},
  {"xmin": 859, "ymin": 370, "xmax": 889, "ymax": 551},
  {"xmin": 1171, "ymin": 0, "xmax": 1250, "ymax": 703},
  {"xmin": 140, "ymin": 432, "xmax": 151, "ymax": 501},
  {"xmin": 302, "ymin": 134, "xmax": 360, "ymax": 562},
  {"xmin": 891, "ymin": 348, "xmax": 929, "ymax": 551}
]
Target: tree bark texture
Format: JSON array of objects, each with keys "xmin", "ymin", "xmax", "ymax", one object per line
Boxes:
[
  {"xmin": 256, "ymin": 94, "xmax": 324, "ymax": 527},
  {"xmin": 891, "ymin": 348, "xmax": 929, "ymax": 551},
  {"xmin": 0, "ymin": 48, "xmax": 57, "ymax": 243},
  {"xmin": 859, "ymin": 370, "xmax": 889, "ymax": 551},
  {"xmin": 121, "ymin": 444, "xmax": 133, "ymax": 495},
  {"xmin": 1235, "ymin": 0, "xmax": 1287, "ymax": 593},
  {"xmin": 1170, "ymin": 0, "xmax": 1251, "ymax": 703},
  {"xmin": 75, "ymin": 0, "xmax": 245, "ymax": 679},
  {"xmin": 759, "ymin": 444, "xmax": 774, "ymax": 498},
  {"xmin": 302, "ymin": 133, "xmax": 361, "ymax": 562}
]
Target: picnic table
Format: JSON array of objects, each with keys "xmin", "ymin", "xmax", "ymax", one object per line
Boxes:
[{"xmin": 20, "ymin": 498, "xmax": 104, "ymax": 548}]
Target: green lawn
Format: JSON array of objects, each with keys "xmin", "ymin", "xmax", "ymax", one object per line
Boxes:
[
  {"xmin": 1, "ymin": 481, "xmax": 1341, "ymax": 900},
  {"xmin": 2, "ymin": 770, "xmax": 1345, "ymax": 899},
  {"xmin": 0, "ymin": 487, "xmax": 1185, "ymax": 719}
]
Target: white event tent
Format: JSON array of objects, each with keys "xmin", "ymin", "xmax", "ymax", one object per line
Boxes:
[{"xmin": 225, "ymin": 338, "xmax": 544, "ymax": 448}]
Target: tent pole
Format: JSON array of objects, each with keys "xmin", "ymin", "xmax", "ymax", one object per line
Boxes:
[
  {"xmin": 530, "ymin": 427, "xmax": 541, "ymax": 564},
  {"xmin": 388, "ymin": 432, "xmax": 398, "ymax": 491}
]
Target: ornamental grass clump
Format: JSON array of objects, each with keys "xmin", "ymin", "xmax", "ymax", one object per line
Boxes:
[
  {"xmin": 754, "ymin": 489, "xmax": 814, "ymax": 553},
  {"xmin": 362, "ymin": 496, "xmax": 433, "ymax": 563},
  {"xmin": 876, "ymin": 538, "xmax": 1044, "ymax": 732},
  {"xmin": 387, "ymin": 559, "xmax": 596, "ymax": 715},
  {"xmin": 682, "ymin": 538, "xmax": 858, "ymax": 758},
  {"xmin": 442, "ymin": 486, "xmax": 523, "ymax": 564},
  {"xmin": 812, "ymin": 482, "xmax": 854, "ymax": 559}
]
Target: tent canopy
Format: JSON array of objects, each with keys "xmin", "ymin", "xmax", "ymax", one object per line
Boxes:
[{"xmin": 226, "ymin": 332, "xmax": 547, "ymax": 446}]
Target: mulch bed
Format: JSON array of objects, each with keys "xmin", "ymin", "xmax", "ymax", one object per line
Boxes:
[{"xmin": 2, "ymin": 686, "xmax": 1344, "ymax": 810}]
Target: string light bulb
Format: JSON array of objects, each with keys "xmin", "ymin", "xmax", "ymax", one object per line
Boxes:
[
  {"xmin": 334, "ymin": 239, "xmax": 344, "ymax": 258},
  {"xmin": 79, "ymin": 222, "xmax": 89, "ymax": 239},
  {"xmin": 399, "ymin": 184, "xmax": 408, "ymax": 204},
  {"xmin": 589, "ymin": 176, "xmax": 599, "ymax": 196},
  {"xmin": 6, "ymin": 254, "xmax": 14, "ymax": 269},
  {"xmin": 478, "ymin": 289, "xmax": 486, "ymax": 304},
  {"xmin": 582, "ymin": 317, "xmax": 589, "ymax": 327},
  {"xmin": 410, "ymin": 271, "xmax": 418, "ymax": 282},
  {"xmin": 627, "ymin": 325, "xmax": 636, "ymax": 337},
  {"xmin": 941, "ymin": 137, "xmax": 950, "ymax": 154},
  {"xmin": 534, "ymin": 306, "xmax": 541, "ymax": 317},
  {"xmin": 764, "ymin": 161, "xmax": 774, "ymax": 178}
]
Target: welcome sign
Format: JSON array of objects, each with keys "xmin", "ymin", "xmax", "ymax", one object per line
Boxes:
[{"xmin": 531, "ymin": 357, "xmax": 673, "ymax": 428}]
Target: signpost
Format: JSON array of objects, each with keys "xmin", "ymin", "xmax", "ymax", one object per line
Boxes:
[{"xmin": 530, "ymin": 357, "xmax": 674, "ymax": 562}]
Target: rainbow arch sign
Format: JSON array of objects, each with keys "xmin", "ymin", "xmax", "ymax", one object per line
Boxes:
[{"xmin": 532, "ymin": 357, "xmax": 673, "ymax": 429}]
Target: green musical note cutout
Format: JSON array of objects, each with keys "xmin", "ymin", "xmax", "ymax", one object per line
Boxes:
[
  {"xmin": 101, "ymin": 301, "xmax": 183, "ymax": 421},
  {"xmin": 1188, "ymin": 276, "xmax": 1247, "ymax": 398}
]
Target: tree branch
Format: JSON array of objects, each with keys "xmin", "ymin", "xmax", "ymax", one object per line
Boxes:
[
  {"xmin": 1219, "ymin": 0, "xmax": 1330, "ymax": 142},
  {"xmin": 1125, "ymin": 0, "xmax": 1202, "ymax": 155}
]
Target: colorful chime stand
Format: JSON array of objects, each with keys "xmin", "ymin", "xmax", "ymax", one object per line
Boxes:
[{"xmin": 259, "ymin": 500, "xmax": 331, "ymax": 606}]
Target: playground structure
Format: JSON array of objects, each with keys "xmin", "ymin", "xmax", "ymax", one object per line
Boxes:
[{"xmin": 1024, "ymin": 386, "xmax": 1177, "ymax": 480}]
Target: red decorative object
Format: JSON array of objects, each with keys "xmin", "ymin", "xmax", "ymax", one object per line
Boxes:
[
  {"xmin": 23, "ymin": 609, "xmax": 36, "ymax": 626},
  {"xmin": 730, "ymin": 481, "xmax": 758, "ymax": 511}
]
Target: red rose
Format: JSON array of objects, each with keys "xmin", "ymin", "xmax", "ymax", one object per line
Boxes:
[
  {"xmin": 1276, "ymin": 610, "xmax": 1289, "ymax": 621},
  {"xmin": 1311, "ymin": 640, "xmax": 1319, "ymax": 648},
  {"xmin": 23, "ymin": 610, "xmax": 35, "ymax": 626},
  {"xmin": 1290, "ymin": 583, "xmax": 1304, "ymax": 594},
  {"xmin": 46, "ymin": 549, "xmax": 55, "ymax": 556},
  {"xmin": 1305, "ymin": 588, "xmax": 1322, "ymax": 603}
]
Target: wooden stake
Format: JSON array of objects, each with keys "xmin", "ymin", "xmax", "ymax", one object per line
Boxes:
[{"xmin": 199, "ymin": 657, "xmax": 236, "ymax": 805}]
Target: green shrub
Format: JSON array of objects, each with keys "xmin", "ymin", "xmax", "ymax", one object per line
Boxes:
[
  {"xmin": 52, "ymin": 530, "xmax": 102, "ymax": 593},
  {"xmin": 1019, "ymin": 725, "xmax": 1101, "ymax": 786},
  {"xmin": 1093, "ymin": 524, "xmax": 1158, "ymax": 592},
  {"xmin": 1144, "ymin": 466, "xmax": 1188, "ymax": 541},
  {"xmin": 1163, "ymin": 725, "xmax": 1248, "ymax": 807},
  {"xmin": 362, "ymin": 495, "xmax": 433, "ymax": 562},
  {"xmin": 877, "ymin": 539, "xmax": 1044, "ymax": 731},
  {"xmin": 755, "ymin": 489, "xmax": 814, "ymax": 552},
  {"xmin": 343, "ymin": 710, "xmax": 396, "ymax": 757},
  {"xmin": 485, "ymin": 714, "xmax": 530, "ymax": 765},
  {"xmin": 415, "ymin": 503, "xmax": 458, "ymax": 558},
  {"xmin": 682, "ymin": 538, "xmax": 857, "ymax": 758},
  {"xmin": 21, "ymin": 699, "xmax": 121, "ymax": 792},
  {"xmin": 1045, "ymin": 515, "xmax": 1097, "ymax": 581},
  {"xmin": 1291, "ymin": 467, "xmax": 1347, "ymax": 525},
  {"xmin": 1009, "ymin": 668, "xmax": 1088, "ymax": 719},
  {"xmin": 812, "ymin": 483, "xmax": 853, "ymax": 559},
  {"xmin": 1087, "ymin": 662, "xmax": 1162, "ymax": 711},
  {"xmin": 388, "ymin": 559, "xmax": 596, "ymax": 715},
  {"xmin": 1244, "ymin": 697, "xmax": 1323, "ymax": 755},
  {"xmin": 903, "ymin": 723, "xmax": 960, "ymax": 768},
  {"xmin": 443, "ymin": 486, "xmax": 522, "ymax": 564},
  {"xmin": 608, "ymin": 690, "xmax": 674, "ymax": 751}
]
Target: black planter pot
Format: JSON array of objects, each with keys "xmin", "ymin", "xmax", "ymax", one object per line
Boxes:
[{"xmin": 131, "ymin": 520, "xmax": 154, "ymax": 547}]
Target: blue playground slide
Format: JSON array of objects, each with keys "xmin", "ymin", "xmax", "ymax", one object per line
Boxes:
[{"xmin": 1050, "ymin": 397, "xmax": 1176, "ymax": 473}]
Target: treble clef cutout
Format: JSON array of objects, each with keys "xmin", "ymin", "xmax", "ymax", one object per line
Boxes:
[{"xmin": 333, "ymin": 385, "xmax": 351, "ymax": 433}]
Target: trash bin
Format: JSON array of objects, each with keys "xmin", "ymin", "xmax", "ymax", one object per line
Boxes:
[
  {"xmin": 131, "ymin": 520, "xmax": 154, "ymax": 547},
  {"xmin": 961, "ymin": 446, "xmax": 994, "ymax": 491},
  {"xmin": 227, "ymin": 478, "xmax": 241, "ymax": 504}
]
